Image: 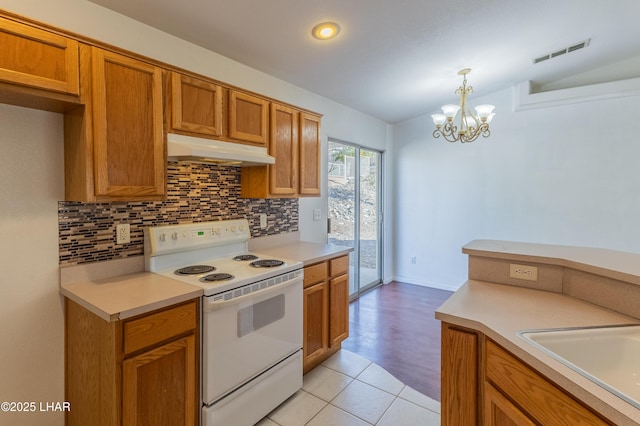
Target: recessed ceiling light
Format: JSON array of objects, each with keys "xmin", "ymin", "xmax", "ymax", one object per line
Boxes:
[{"xmin": 312, "ymin": 22, "xmax": 341, "ymax": 40}]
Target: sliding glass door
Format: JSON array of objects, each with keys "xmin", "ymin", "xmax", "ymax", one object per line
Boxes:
[{"xmin": 328, "ymin": 139, "xmax": 383, "ymax": 298}]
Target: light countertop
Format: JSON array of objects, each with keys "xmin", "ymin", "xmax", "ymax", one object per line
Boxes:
[
  {"xmin": 438, "ymin": 239, "xmax": 640, "ymax": 425},
  {"xmin": 463, "ymin": 239, "xmax": 640, "ymax": 286},
  {"xmin": 254, "ymin": 240, "xmax": 353, "ymax": 266},
  {"xmin": 60, "ymin": 256, "xmax": 202, "ymax": 322},
  {"xmin": 60, "ymin": 237, "xmax": 352, "ymax": 322}
]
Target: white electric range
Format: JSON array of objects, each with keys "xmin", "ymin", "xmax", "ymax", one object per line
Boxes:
[{"xmin": 144, "ymin": 219, "xmax": 303, "ymax": 426}]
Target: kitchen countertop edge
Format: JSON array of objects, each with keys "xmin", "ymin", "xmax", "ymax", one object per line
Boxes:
[
  {"xmin": 463, "ymin": 239, "xmax": 640, "ymax": 286},
  {"xmin": 60, "ymin": 269, "xmax": 203, "ymax": 322},
  {"xmin": 59, "ymin": 240, "xmax": 351, "ymax": 322},
  {"xmin": 436, "ymin": 280, "xmax": 640, "ymax": 425},
  {"xmin": 253, "ymin": 240, "xmax": 353, "ymax": 266}
]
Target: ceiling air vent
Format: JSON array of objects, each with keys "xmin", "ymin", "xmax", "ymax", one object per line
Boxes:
[{"xmin": 532, "ymin": 39, "xmax": 591, "ymax": 64}]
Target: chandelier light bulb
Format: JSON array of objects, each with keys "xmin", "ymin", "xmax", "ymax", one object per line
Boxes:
[
  {"xmin": 431, "ymin": 113, "xmax": 447, "ymax": 127},
  {"xmin": 441, "ymin": 104, "xmax": 460, "ymax": 119},
  {"xmin": 474, "ymin": 104, "xmax": 495, "ymax": 121}
]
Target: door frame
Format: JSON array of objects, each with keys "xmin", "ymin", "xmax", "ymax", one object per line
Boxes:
[{"xmin": 327, "ymin": 137, "xmax": 384, "ymax": 299}]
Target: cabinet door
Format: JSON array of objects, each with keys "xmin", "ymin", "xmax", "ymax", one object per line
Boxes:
[
  {"xmin": 328, "ymin": 273, "xmax": 349, "ymax": 347},
  {"xmin": 170, "ymin": 72, "xmax": 222, "ymax": 137},
  {"xmin": 484, "ymin": 382, "xmax": 536, "ymax": 426},
  {"xmin": 269, "ymin": 103, "xmax": 298, "ymax": 196},
  {"xmin": 0, "ymin": 17, "xmax": 79, "ymax": 95},
  {"xmin": 91, "ymin": 47, "xmax": 165, "ymax": 198},
  {"xmin": 303, "ymin": 282, "xmax": 328, "ymax": 371},
  {"xmin": 228, "ymin": 90, "xmax": 269, "ymax": 145},
  {"xmin": 485, "ymin": 339, "xmax": 610, "ymax": 425},
  {"xmin": 441, "ymin": 323, "xmax": 478, "ymax": 426},
  {"xmin": 123, "ymin": 335, "xmax": 196, "ymax": 426},
  {"xmin": 299, "ymin": 112, "xmax": 321, "ymax": 196}
]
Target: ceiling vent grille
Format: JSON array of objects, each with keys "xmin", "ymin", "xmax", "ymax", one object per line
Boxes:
[{"xmin": 533, "ymin": 39, "xmax": 591, "ymax": 64}]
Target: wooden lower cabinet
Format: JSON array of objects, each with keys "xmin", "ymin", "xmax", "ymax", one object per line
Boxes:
[
  {"xmin": 484, "ymin": 339, "xmax": 610, "ymax": 425},
  {"xmin": 303, "ymin": 280, "xmax": 328, "ymax": 369},
  {"xmin": 65, "ymin": 298, "xmax": 199, "ymax": 426},
  {"xmin": 441, "ymin": 323, "xmax": 479, "ymax": 426},
  {"xmin": 441, "ymin": 322, "xmax": 613, "ymax": 425},
  {"xmin": 484, "ymin": 382, "xmax": 535, "ymax": 426},
  {"xmin": 122, "ymin": 335, "xmax": 196, "ymax": 425},
  {"xmin": 303, "ymin": 254, "xmax": 350, "ymax": 373}
]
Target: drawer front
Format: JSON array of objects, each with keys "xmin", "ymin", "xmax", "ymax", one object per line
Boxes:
[
  {"xmin": 485, "ymin": 340, "xmax": 610, "ymax": 425},
  {"xmin": 124, "ymin": 301, "xmax": 197, "ymax": 355},
  {"xmin": 304, "ymin": 262, "xmax": 328, "ymax": 288},
  {"xmin": 329, "ymin": 255, "xmax": 349, "ymax": 277}
]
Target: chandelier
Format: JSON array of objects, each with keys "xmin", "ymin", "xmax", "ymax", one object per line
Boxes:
[{"xmin": 431, "ymin": 68, "xmax": 495, "ymax": 143}]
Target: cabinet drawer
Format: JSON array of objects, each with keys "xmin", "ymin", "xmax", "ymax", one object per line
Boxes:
[
  {"xmin": 485, "ymin": 340, "xmax": 609, "ymax": 425},
  {"xmin": 124, "ymin": 301, "xmax": 197, "ymax": 355},
  {"xmin": 304, "ymin": 262, "xmax": 327, "ymax": 288},
  {"xmin": 329, "ymin": 255, "xmax": 349, "ymax": 277}
]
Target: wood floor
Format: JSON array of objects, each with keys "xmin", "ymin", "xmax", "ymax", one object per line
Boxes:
[{"xmin": 341, "ymin": 282, "xmax": 453, "ymax": 402}]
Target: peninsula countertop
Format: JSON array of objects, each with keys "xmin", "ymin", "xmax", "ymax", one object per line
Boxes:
[{"xmin": 437, "ymin": 240, "xmax": 640, "ymax": 425}]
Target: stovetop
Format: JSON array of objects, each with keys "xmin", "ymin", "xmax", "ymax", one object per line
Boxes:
[
  {"xmin": 153, "ymin": 251, "xmax": 301, "ymax": 295},
  {"xmin": 144, "ymin": 219, "xmax": 302, "ymax": 296}
]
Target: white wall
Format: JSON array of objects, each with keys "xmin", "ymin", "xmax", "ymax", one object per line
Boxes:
[
  {"xmin": 393, "ymin": 85, "xmax": 640, "ymax": 291},
  {"xmin": 0, "ymin": 104, "xmax": 65, "ymax": 425}
]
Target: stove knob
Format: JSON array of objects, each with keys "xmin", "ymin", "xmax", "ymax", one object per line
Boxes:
[
  {"xmin": 171, "ymin": 231, "xmax": 178, "ymax": 241},
  {"xmin": 230, "ymin": 225, "xmax": 237, "ymax": 232},
  {"xmin": 159, "ymin": 233, "xmax": 166, "ymax": 242},
  {"xmin": 239, "ymin": 224, "xmax": 245, "ymax": 232}
]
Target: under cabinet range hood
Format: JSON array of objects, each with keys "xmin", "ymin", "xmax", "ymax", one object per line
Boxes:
[{"xmin": 167, "ymin": 133, "xmax": 275, "ymax": 166}]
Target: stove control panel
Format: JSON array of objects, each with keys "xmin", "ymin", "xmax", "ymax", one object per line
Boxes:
[{"xmin": 145, "ymin": 219, "xmax": 250, "ymax": 256}]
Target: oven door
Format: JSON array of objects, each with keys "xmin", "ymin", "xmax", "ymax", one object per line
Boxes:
[{"xmin": 202, "ymin": 272, "xmax": 303, "ymax": 406}]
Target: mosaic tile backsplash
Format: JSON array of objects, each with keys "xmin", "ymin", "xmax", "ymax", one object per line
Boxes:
[{"xmin": 58, "ymin": 161, "xmax": 299, "ymax": 265}]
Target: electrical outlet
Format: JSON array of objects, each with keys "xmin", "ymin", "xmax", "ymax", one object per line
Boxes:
[
  {"xmin": 259, "ymin": 214, "xmax": 267, "ymax": 229},
  {"xmin": 116, "ymin": 224, "xmax": 130, "ymax": 244},
  {"xmin": 411, "ymin": 256, "xmax": 416, "ymax": 264},
  {"xmin": 313, "ymin": 209, "xmax": 321, "ymax": 221},
  {"xmin": 509, "ymin": 263, "xmax": 538, "ymax": 281}
]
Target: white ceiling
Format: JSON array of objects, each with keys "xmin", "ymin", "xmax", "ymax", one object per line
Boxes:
[{"xmin": 88, "ymin": 0, "xmax": 640, "ymax": 123}]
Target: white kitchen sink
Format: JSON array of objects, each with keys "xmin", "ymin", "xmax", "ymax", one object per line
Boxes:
[{"xmin": 518, "ymin": 325, "xmax": 640, "ymax": 409}]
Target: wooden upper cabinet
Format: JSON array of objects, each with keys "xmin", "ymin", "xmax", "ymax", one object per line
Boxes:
[
  {"xmin": 299, "ymin": 112, "xmax": 321, "ymax": 196},
  {"xmin": 269, "ymin": 103, "xmax": 299, "ymax": 196},
  {"xmin": 228, "ymin": 90, "xmax": 269, "ymax": 145},
  {"xmin": 240, "ymin": 104, "xmax": 322, "ymax": 199},
  {"xmin": 0, "ymin": 17, "xmax": 79, "ymax": 95},
  {"xmin": 64, "ymin": 44, "xmax": 165, "ymax": 202},
  {"xmin": 170, "ymin": 71, "xmax": 222, "ymax": 137},
  {"xmin": 91, "ymin": 48, "xmax": 164, "ymax": 198}
]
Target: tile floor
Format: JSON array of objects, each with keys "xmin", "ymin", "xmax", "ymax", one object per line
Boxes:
[{"xmin": 257, "ymin": 350, "xmax": 441, "ymax": 425}]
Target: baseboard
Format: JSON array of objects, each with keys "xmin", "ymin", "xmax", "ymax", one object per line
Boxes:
[{"xmin": 389, "ymin": 276, "xmax": 462, "ymax": 292}]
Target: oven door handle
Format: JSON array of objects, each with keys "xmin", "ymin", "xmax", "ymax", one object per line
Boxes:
[{"xmin": 203, "ymin": 275, "xmax": 302, "ymax": 312}]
